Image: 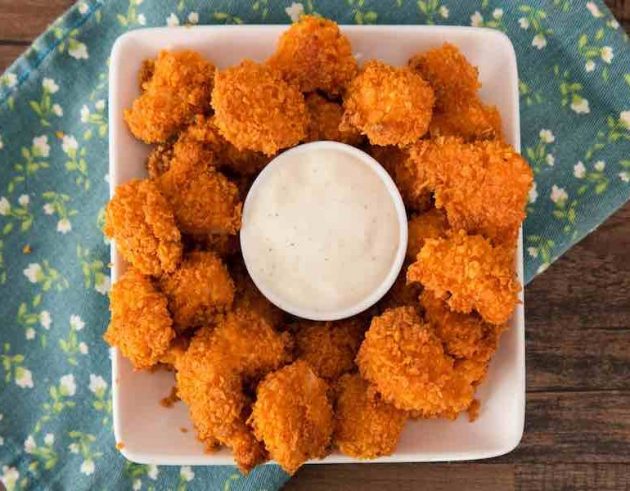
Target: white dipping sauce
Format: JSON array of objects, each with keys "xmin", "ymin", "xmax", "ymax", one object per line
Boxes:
[{"xmin": 240, "ymin": 142, "xmax": 406, "ymax": 320}]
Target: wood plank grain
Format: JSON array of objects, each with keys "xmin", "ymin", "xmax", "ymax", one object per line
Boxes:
[
  {"xmin": 285, "ymin": 463, "xmax": 515, "ymax": 491},
  {"xmin": 515, "ymin": 464, "xmax": 630, "ymax": 491},
  {"xmin": 501, "ymin": 391, "xmax": 630, "ymax": 464},
  {"xmin": 0, "ymin": 44, "xmax": 26, "ymax": 72},
  {"xmin": 0, "ymin": 0, "xmax": 73, "ymax": 42}
]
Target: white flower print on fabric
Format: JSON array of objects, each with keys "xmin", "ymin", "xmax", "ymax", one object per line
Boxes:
[
  {"xmin": 439, "ymin": 6, "xmax": 449, "ymax": 18},
  {"xmin": 25, "ymin": 328, "xmax": 35, "ymax": 340},
  {"xmin": 80, "ymin": 459, "xmax": 95, "ymax": 476},
  {"xmin": 89, "ymin": 374, "xmax": 108, "ymax": 395},
  {"xmin": 539, "ymin": 129, "xmax": 555, "ymax": 143},
  {"xmin": 608, "ymin": 19, "xmax": 619, "ymax": 29},
  {"xmin": 0, "ymin": 197, "xmax": 9, "ymax": 216},
  {"xmin": 528, "ymin": 182, "xmax": 538, "ymax": 203},
  {"xmin": 39, "ymin": 310, "xmax": 52, "ymax": 331},
  {"xmin": 166, "ymin": 13, "xmax": 180, "ymax": 26},
  {"xmin": 62, "ymin": 135, "xmax": 79, "ymax": 154},
  {"xmin": 79, "ymin": 342, "xmax": 89, "ymax": 355},
  {"xmin": 3, "ymin": 73, "xmax": 17, "ymax": 88},
  {"xmin": 574, "ymin": 162, "xmax": 586, "ymax": 178},
  {"xmin": 188, "ymin": 12, "xmax": 199, "ymax": 24},
  {"xmin": 1, "ymin": 466, "xmax": 20, "ymax": 491},
  {"xmin": 550, "ymin": 185, "xmax": 568, "ymax": 204},
  {"xmin": 138, "ymin": 14, "xmax": 146, "ymax": 25},
  {"xmin": 80, "ymin": 105, "xmax": 90, "ymax": 123},
  {"xmin": 32, "ymin": 135, "xmax": 50, "ymax": 157},
  {"xmin": 470, "ymin": 11, "xmax": 483, "ymax": 27},
  {"xmin": 570, "ymin": 97, "xmax": 590, "ymax": 114},
  {"xmin": 0, "ymin": 133, "xmax": 4, "ymax": 150},
  {"xmin": 70, "ymin": 315, "xmax": 85, "ymax": 331},
  {"xmin": 69, "ymin": 443, "xmax": 80, "ymax": 454},
  {"xmin": 585, "ymin": 60, "xmax": 596, "ymax": 72},
  {"xmin": 619, "ymin": 111, "xmax": 630, "ymax": 129},
  {"xmin": 594, "ymin": 160, "xmax": 606, "ymax": 172},
  {"xmin": 42, "ymin": 78, "xmax": 59, "ymax": 94},
  {"xmin": 24, "ymin": 435, "xmax": 36, "ymax": 454},
  {"xmin": 546, "ymin": 154, "xmax": 555, "ymax": 166},
  {"xmin": 95, "ymin": 99, "xmax": 105, "ymax": 111},
  {"xmin": 586, "ymin": 2, "xmax": 603, "ymax": 18},
  {"xmin": 147, "ymin": 464, "xmax": 159, "ymax": 480},
  {"xmin": 43, "ymin": 203, "xmax": 54, "ymax": 214},
  {"xmin": 519, "ymin": 17, "xmax": 529, "ymax": 29},
  {"xmin": 78, "ymin": 2, "xmax": 89, "ymax": 14},
  {"xmin": 133, "ymin": 479, "xmax": 141, "ymax": 491},
  {"xmin": 95, "ymin": 275, "xmax": 111, "ymax": 295},
  {"xmin": 44, "ymin": 434, "xmax": 55, "ymax": 446},
  {"xmin": 15, "ymin": 368, "xmax": 33, "ymax": 388},
  {"xmin": 69, "ymin": 42, "xmax": 89, "ymax": 60},
  {"xmin": 57, "ymin": 218, "xmax": 72, "ymax": 234},
  {"xmin": 59, "ymin": 374, "xmax": 76, "ymax": 396},
  {"xmin": 619, "ymin": 172, "xmax": 630, "ymax": 183},
  {"xmin": 527, "ymin": 247, "xmax": 539, "ymax": 258},
  {"xmin": 18, "ymin": 194, "xmax": 29, "ymax": 206},
  {"xmin": 23, "ymin": 263, "xmax": 42, "ymax": 283},
  {"xmin": 492, "ymin": 8, "xmax": 503, "ymax": 19},
  {"xmin": 285, "ymin": 2, "xmax": 304, "ymax": 22},
  {"xmin": 52, "ymin": 103, "xmax": 63, "ymax": 116},
  {"xmin": 180, "ymin": 466, "xmax": 195, "ymax": 482},
  {"xmin": 600, "ymin": 46, "xmax": 613, "ymax": 64},
  {"xmin": 532, "ymin": 34, "xmax": 547, "ymax": 50}
]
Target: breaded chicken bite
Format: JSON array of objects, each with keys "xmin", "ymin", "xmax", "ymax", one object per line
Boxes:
[
  {"xmin": 159, "ymin": 251, "xmax": 235, "ymax": 330},
  {"xmin": 407, "ymin": 208, "xmax": 448, "ymax": 261},
  {"xmin": 231, "ymin": 263, "xmax": 285, "ymax": 328},
  {"xmin": 410, "ymin": 137, "xmax": 533, "ymax": 244},
  {"xmin": 356, "ymin": 307, "xmax": 474, "ymax": 417},
  {"xmin": 409, "ymin": 44, "xmax": 502, "ymax": 141},
  {"xmin": 333, "ymin": 373, "xmax": 407, "ymax": 459},
  {"xmin": 305, "ymin": 93, "xmax": 363, "ymax": 145},
  {"xmin": 104, "ymin": 179, "xmax": 182, "ymax": 276},
  {"xmin": 125, "ymin": 50, "xmax": 215, "ymax": 143},
  {"xmin": 250, "ymin": 361, "xmax": 333, "ymax": 474},
  {"xmin": 268, "ymin": 15, "xmax": 357, "ymax": 95},
  {"xmin": 341, "ymin": 60, "xmax": 434, "ymax": 146},
  {"xmin": 176, "ymin": 310, "xmax": 292, "ymax": 473},
  {"xmin": 368, "ymin": 145, "xmax": 432, "ymax": 212},
  {"xmin": 158, "ymin": 163, "xmax": 242, "ymax": 236},
  {"xmin": 158, "ymin": 335, "xmax": 190, "ymax": 369},
  {"xmin": 104, "ymin": 268, "xmax": 175, "ymax": 369},
  {"xmin": 212, "ymin": 60, "xmax": 307, "ymax": 155},
  {"xmin": 294, "ymin": 318, "xmax": 366, "ymax": 381},
  {"xmin": 146, "ymin": 143, "xmax": 174, "ymax": 179},
  {"xmin": 421, "ymin": 290, "xmax": 501, "ymax": 373},
  {"xmin": 377, "ymin": 271, "xmax": 422, "ymax": 313},
  {"xmin": 408, "ymin": 43, "xmax": 480, "ymax": 111},
  {"xmin": 407, "ymin": 231, "xmax": 520, "ymax": 325}
]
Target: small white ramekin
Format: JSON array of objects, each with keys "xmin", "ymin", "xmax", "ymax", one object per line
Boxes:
[{"xmin": 240, "ymin": 141, "xmax": 408, "ymax": 321}]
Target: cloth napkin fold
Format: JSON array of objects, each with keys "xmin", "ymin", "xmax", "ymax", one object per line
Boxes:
[{"xmin": 0, "ymin": 1, "xmax": 628, "ymax": 490}]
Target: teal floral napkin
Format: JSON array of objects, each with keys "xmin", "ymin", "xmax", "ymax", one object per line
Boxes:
[{"xmin": 0, "ymin": 1, "xmax": 628, "ymax": 490}]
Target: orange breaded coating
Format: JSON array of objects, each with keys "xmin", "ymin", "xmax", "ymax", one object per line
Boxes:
[
  {"xmin": 333, "ymin": 373, "xmax": 407, "ymax": 459},
  {"xmin": 232, "ymin": 263, "xmax": 285, "ymax": 328},
  {"xmin": 186, "ymin": 232, "xmax": 240, "ymax": 258},
  {"xmin": 138, "ymin": 59, "xmax": 155, "ymax": 91},
  {"xmin": 212, "ymin": 60, "xmax": 307, "ymax": 156},
  {"xmin": 407, "ymin": 208, "xmax": 448, "ymax": 261},
  {"xmin": 407, "ymin": 231, "xmax": 520, "ymax": 325},
  {"xmin": 429, "ymin": 99, "xmax": 503, "ymax": 142},
  {"xmin": 368, "ymin": 145, "xmax": 432, "ymax": 212},
  {"xmin": 104, "ymin": 179, "xmax": 182, "ymax": 276},
  {"xmin": 421, "ymin": 290, "xmax": 500, "ymax": 366},
  {"xmin": 158, "ymin": 165, "xmax": 242, "ymax": 236},
  {"xmin": 159, "ymin": 251, "xmax": 235, "ymax": 330},
  {"xmin": 124, "ymin": 50, "xmax": 215, "ymax": 143},
  {"xmin": 158, "ymin": 335, "xmax": 190, "ymax": 369},
  {"xmin": 294, "ymin": 318, "xmax": 366, "ymax": 381},
  {"xmin": 409, "ymin": 43, "xmax": 480, "ymax": 112},
  {"xmin": 146, "ymin": 143, "xmax": 174, "ymax": 179},
  {"xmin": 305, "ymin": 93, "xmax": 362, "ymax": 145},
  {"xmin": 268, "ymin": 15, "xmax": 358, "ymax": 95},
  {"xmin": 356, "ymin": 307, "xmax": 474, "ymax": 417},
  {"xmin": 341, "ymin": 60, "xmax": 434, "ymax": 146},
  {"xmin": 250, "ymin": 361, "xmax": 333, "ymax": 474},
  {"xmin": 104, "ymin": 268, "xmax": 175, "ymax": 369},
  {"xmin": 176, "ymin": 310, "xmax": 292, "ymax": 473},
  {"xmin": 409, "ymin": 44, "xmax": 502, "ymax": 141},
  {"xmin": 410, "ymin": 137, "xmax": 533, "ymax": 244}
]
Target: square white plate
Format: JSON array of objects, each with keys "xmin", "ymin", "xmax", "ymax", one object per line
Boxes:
[{"xmin": 109, "ymin": 25, "xmax": 524, "ymax": 466}]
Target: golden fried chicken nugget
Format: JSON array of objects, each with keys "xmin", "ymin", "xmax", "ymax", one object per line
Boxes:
[
  {"xmin": 305, "ymin": 93, "xmax": 363, "ymax": 145},
  {"xmin": 176, "ymin": 310, "xmax": 292, "ymax": 473},
  {"xmin": 159, "ymin": 251, "xmax": 235, "ymax": 330},
  {"xmin": 158, "ymin": 165, "xmax": 242, "ymax": 236},
  {"xmin": 333, "ymin": 373, "xmax": 407, "ymax": 459},
  {"xmin": 407, "ymin": 208, "xmax": 449, "ymax": 261},
  {"xmin": 294, "ymin": 318, "xmax": 366, "ymax": 381},
  {"xmin": 408, "ymin": 43, "xmax": 480, "ymax": 111},
  {"xmin": 125, "ymin": 50, "xmax": 215, "ymax": 143},
  {"xmin": 356, "ymin": 307, "xmax": 474, "ymax": 417},
  {"xmin": 212, "ymin": 60, "xmax": 307, "ymax": 156},
  {"xmin": 158, "ymin": 335, "xmax": 190, "ymax": 369},
  {"xmin": 250, "ymin": 361, "xmax": 333, "ymax": 474},
  {"xmin": 367, "ymin": 145, "xmax": 432, "ymax": 212},
  {"xmin": 421, "ymin": 290, "xmax": 501, "ymax": 370},
  {"xmin": 341, "ymin": 60, "xmax": 434, "ymax": 146},
  {"xmin": 104, "ymin": 179, "xmax": 182, "ymax": 276},
  {"xmin": 146, "ymin": 143, "xmax": 174, "ymax": 179},
  {"xmin": 268, "ymin": 15, "xmax": 358, "ymax": 95},
  {"xmin": 407, "ymin": 231, "xmax": 520, "ymax": 325},
  {"xmin": 410, "ymin": 137, "xmax": 533, "ymax": 244},
  {"xmin": 231, "ymin": 263, "xmax": 285, "ymax": 328},
  {"xmin": 429, "ymin": 99, "xmax": 503, "ymax": 142},
  {"xmin": 104, "ymin": 268, "xmax": 175, "ymax": 369}
]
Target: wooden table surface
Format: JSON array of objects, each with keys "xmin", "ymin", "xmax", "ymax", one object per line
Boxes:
[{"xmin": 1, "ymin": 2, "xmax": 629, "ymax": 490}]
